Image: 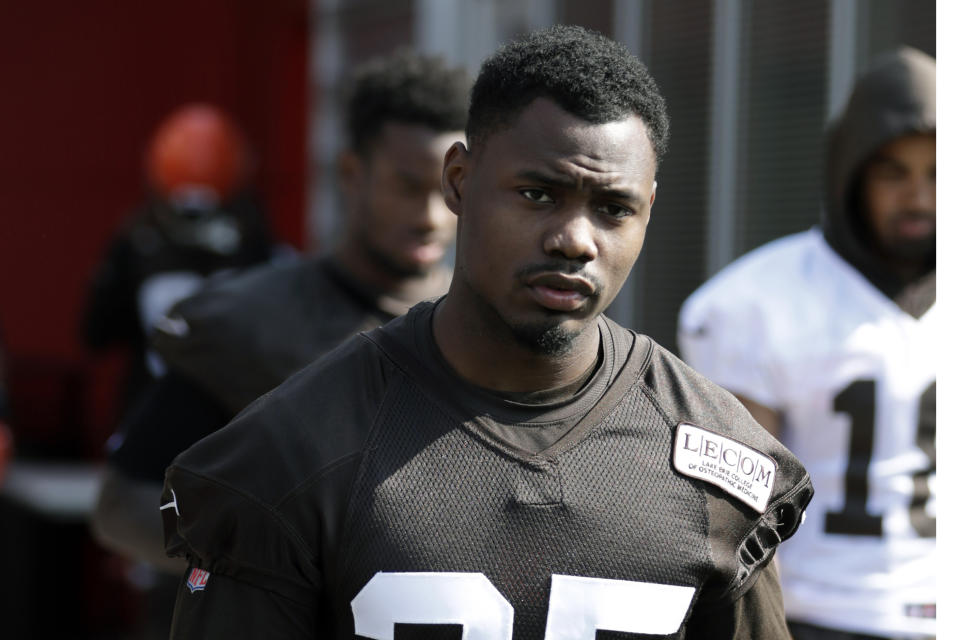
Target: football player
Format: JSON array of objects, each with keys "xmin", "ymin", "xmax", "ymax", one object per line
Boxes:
[
  {"xmin": 82, "ymin": 104, "xmax": 275, "ymax": 413},
  {"xmin": 162, "ymin": 26, "xmax": 812, "ymax": 638},
  {"xmin": 679, "ymin": 48, "xmax": 935, "ymax": 640},
  {"xmin": 91, "ymin": 50, "xmax": 469, "ymax": 573}
]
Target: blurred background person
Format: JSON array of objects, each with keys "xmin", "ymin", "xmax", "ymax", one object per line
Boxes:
[
  {"xmin": 678, "ymin": 47, "xmax": 935, "ymax": 640},
  {"xmin": 1, "ymin": 5, "xmax": 310, "ymax": 637},
  {"xmin": 90, "ymin": 47, "xmax": 468, "ymax": 636},
  {"xmin": 81, "ymin": 103, "xmax": 277, "ymax": 416}
]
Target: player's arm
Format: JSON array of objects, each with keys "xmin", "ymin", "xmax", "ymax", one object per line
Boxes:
[
  {"xmin": 91, "ymin": 467, "xmax": 185, "ymax": 574},
  {"xmin": 734, "ymin": 394, "xmax": 782, "ymax": 440},
  {"xmin": 83, "ymin": 235, "xmax": 139, "ymax": 348},
  {"xmin": 91, "ymin": 371, "xmax": 232, "ymax": 570}
]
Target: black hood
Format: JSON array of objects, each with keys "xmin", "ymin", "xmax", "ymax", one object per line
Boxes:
[{"xmin": 822, "ymin": 47, "xmax": 935, "ymax": 306}]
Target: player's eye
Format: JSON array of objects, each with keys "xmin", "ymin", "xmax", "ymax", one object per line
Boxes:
[
  {"xmin": 878, "ymin": 168, "xmax": 907, "ymax": 181},
  {"xmin": 869, "ymin": 160, "xmax": 908, "ymax": 182},
  {"xmin": 519, "ymin": 188, "xmax": 554, "ymax": 204},
  {"xmin": 596, "ymin": 202, "xmax": 634, "ymax": 219},
  {"xmin": 396, "ymin": 174, "xmax": 427, "ymax": 197}
]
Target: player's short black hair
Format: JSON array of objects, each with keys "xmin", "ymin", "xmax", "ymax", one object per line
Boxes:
[
  {"xmin": 467, "ymin": 25, "xmax": 669, "ymax": 165},
  {"xmin": 345, "ymin": 49, "xmax": 470, "ymax": 155}
]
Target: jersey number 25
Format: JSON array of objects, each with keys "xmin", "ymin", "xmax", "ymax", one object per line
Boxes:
[{"xmin": 351, "ymin": 572, "xmax": 695, "ymax": 639}]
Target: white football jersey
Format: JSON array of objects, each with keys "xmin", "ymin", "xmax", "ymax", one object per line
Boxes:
[{"xmin": 678, "ymin": 229, "xmax": 935, "ymax": 638}]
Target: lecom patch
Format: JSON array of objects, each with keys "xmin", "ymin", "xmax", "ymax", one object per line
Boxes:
[{"xmin": 673, "ymin": 423, "xmax": 777, "ymax": 512}]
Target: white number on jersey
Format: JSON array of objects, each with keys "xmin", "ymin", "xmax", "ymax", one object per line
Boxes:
[
  {"xmin": 826, "ymin": 380, "xmax": 935, "ymax": 537},
  {"xmin": 351, "ymin": 572, "xmax": 695, "ymax": 639}
]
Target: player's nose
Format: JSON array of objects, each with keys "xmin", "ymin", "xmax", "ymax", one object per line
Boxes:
[
  {"xmin": 543, "ymin": 208, "xmax": 598, "ymax": 262},
  {"xmin": 906, "ymin": 175, "xmax": 936, "ymax": 213}
]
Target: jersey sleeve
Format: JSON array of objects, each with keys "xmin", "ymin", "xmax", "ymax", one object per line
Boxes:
[
  {"xmin": 162, "ymin": 468, "xmax": 323, "ymax": 639},
  {"xmin": 169, "ymin": 565, "xmax": 321, "ymax": 639},
  {"xmin": 162, "ymin": 334, "xmax": 394, "ymax": 638},
  {"xmin": 159, "ymin": 386, "xmax": 328, "ymax": 639},
  {"xmin": 706, "ymin": 472, "xmax": 812, "ymax": 606},
  {"xmin": 641, "ymin": 344, "xmax": 814, "ymax": 614},
  {"xmin": 160, "ymin": 388, "xmax": 332, "ymax": 636}
]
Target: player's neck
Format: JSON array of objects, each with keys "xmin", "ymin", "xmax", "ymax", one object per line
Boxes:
[
  {"xmin": 432, "ymin": 292, "xmax": 601, "ymax": 393},
  {"xmin": 888, "ymin": 258, "xmax": 932, "ymax": 285}
]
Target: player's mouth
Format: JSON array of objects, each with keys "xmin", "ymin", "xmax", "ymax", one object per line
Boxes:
[
  {"xmin": 402, "ymin": 239, "xmax": 446, "ymax": 266},
  {"xmin": 893, "ymin": 212, "xmax": 935, "ymax": 240},
  {"xmin": 525, "ymin": 272, "xmax": 596, "ymax": 312}
]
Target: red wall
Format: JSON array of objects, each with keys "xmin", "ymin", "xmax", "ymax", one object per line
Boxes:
[{"xmin": 0, "ymin": 0, "xmax": 309, "ymax": 454}]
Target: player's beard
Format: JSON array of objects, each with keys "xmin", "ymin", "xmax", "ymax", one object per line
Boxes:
[
  {"xmin": 873, "ymin": 211, "xmax": 936, "ymax": 266},
  {"xmin": 459, "ymin": 274, "xmax": 587, "ymax": 357},
  {"xmin": 882, "ymin": 230, "xmax": 936, "ymax": 264},
  {"xmin": 509, "ymin": 318, "xmax": 581, "ymax": 356},
  {"xmin": 506, "ymin": 261, "xmax": 603, "ymax": 356}
]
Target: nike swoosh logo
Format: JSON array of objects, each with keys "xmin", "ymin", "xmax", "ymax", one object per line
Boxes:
[{"xmin": 160, "ymin": 489, "xmax": 180, "ymax": 516}]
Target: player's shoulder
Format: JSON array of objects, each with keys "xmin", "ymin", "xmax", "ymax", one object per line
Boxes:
[
  {"xmin": 682, "ymin": 230, "xmax": 827, "ymax": 317},
  {"xmin": 678, "ymin": 229, "xmax": 842, "ymax": 358},
  {"xmin": 639, "ymin": 341, "xmax": 813, "ymax": 599},
  {"xmin": 640, "ymin": 342, "xmax": 786, "ymax": 461},
  {"xmin": 169, "ymin": 328, "xmax": 396, "ymax": 505},
  {"xmin": 157, "ymin": 255, "xmax": 316, "ymax": 338},
  {"xmin": 163, "ymin": 330, "xmax": 399, "ymax": 589},
  {"xmin": 641, "ymin": 340, "xmax": 812, "ymax": 520}
]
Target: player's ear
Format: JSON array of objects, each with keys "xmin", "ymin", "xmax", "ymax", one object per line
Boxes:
[
  {"xmin": 441, "ymin": 142, "xmax": 469, "ymax": 216},
  {"xmin": 649, "ymin": 180, "xmax": 657, "ymax": 216}
]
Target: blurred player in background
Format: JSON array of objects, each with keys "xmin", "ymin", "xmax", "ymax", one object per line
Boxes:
[
  {"xmin": 82, "ymin": 104, "xmax": 275, "ymax": 412},
  {"xmin": 91, "ymin": 49, "xmax": 469, "ymax": 575},
  {"xmin": 679, "ymin": 48, "xmax": 935, "ymax": 640},
  {"xmin": 161, "ymin": 26, "xmax": 812, "ymax": 638}
]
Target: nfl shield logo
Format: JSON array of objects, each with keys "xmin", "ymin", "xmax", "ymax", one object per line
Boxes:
[{"xmin": 186, "ymin": 568, "xmax": 210, "ymax": 593}]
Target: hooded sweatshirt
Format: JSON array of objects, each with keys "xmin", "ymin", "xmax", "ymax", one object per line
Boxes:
[{"xmin": 822, "ymin": 46, "xmax": 935, "ymax": 316}]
